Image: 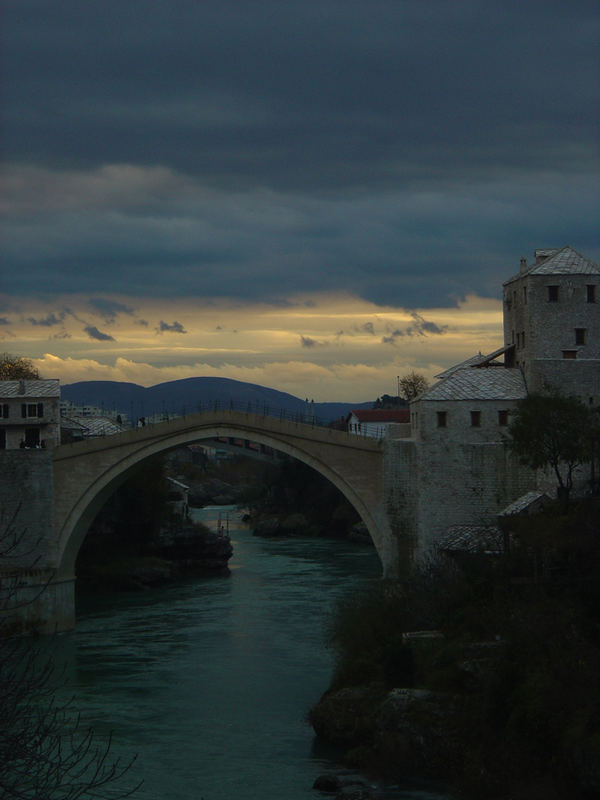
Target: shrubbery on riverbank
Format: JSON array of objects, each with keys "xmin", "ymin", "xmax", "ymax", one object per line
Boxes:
[{"xmin": 313, "ymin": 498, "xmax": 600, "ymax": 799}]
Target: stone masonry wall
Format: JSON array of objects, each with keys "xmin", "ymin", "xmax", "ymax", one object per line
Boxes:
[{"xmin": 0, "ymin": 450, "xmax": 56, "ymax": 570}]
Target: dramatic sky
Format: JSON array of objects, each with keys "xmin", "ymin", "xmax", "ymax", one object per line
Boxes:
[{"xmin": 1, "ymin": 1, "xmax": 598, "ymax": 400}]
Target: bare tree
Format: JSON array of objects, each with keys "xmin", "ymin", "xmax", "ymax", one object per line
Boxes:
[
  {"xmin": 0, "ymin": 353, "xmax": 40, "ymax": 380},
  {"xmin": 0, "ymin": 506, "xmax": 140, "ymax": 799},
  {"xmin": 398, "ymin": 371, "xmax": 429, "ymax": 402}
]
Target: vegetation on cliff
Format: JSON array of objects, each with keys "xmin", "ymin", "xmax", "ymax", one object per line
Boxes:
[
  {"xmin": 246, "ymin": 456, "xmax": 364, "ymax": 540},
  {"xmin": 314, "ymin": 498, "xmax": 600, "ymax": 799},
  {"xmin": 76, "ymin": 455, "xmax": 231, "ymax": 591}
]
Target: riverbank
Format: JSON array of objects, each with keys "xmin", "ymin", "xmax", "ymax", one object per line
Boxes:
[{"xmin": 308, "ymin": 498, "xmax": 600, "ymax": 799}]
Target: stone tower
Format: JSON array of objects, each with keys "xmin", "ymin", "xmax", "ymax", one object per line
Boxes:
[{"xmin": 502, "ymin": 246, "xmax": 600, "ymax": 403}]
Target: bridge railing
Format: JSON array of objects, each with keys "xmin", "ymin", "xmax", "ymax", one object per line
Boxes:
[{"xmin": 72, "ymin": 399, "xmax": 387, "ymax": 440}]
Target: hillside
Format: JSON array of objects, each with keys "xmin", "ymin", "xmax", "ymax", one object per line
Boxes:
[{"xmin": 61, "ymin": 377, "xmax": 373, "ymax": 423}]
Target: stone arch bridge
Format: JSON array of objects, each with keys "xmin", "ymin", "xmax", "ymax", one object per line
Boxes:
[{"xmin": 3, "ymin": 410, "xmax": 407, "ymax": 633}]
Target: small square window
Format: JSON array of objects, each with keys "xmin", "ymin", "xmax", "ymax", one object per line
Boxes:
[
  {"xmin": 470, "ymin": 411, "xmax": 481, "ymax": 427},
  {"xmin": 437, "ymin": 411, "xmax": 447, "ymax": 428},
  {"xmin": 575, "ymin": 328, "xmax": 586, "ymax": 345},
  {"xmin": 498, "ymin": 410, "xmax": 508, "ymax": 426},
  {"xmin": 27, "ymin": 404, "xmax": 38, "ymax": 417},
  {"xmin": 562, "ymin": 350, "xmax": 577, "ymax": 360},
  {"xmin": 547, "ymin": 285, "xmax": 559, "ymax": 302},
  {"xmin": 587, "ymin": 285, "xmax": 596, "ymax": 303}
]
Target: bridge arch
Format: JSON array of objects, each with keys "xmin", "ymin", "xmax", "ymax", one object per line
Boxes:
[{"xmin": 53, "ymin": 411, "xmax": 395, "ymax": 586}]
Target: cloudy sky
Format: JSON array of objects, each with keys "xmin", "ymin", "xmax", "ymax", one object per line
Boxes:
[{"xmin": 1, "ymin": 1, "xmax": 598, "ymax": 400}]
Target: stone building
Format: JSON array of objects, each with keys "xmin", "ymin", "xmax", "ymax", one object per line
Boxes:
[
  {"xmin": 388, "ymin": 246, "xmax": 599, "ymax": 559},
  {"xmin": 502, "ymin": 245, "xmax": 600, "ymax": 401},
  {"xmin": 0, "ymin": 379, "xmax": 61, "ymax": 449}
]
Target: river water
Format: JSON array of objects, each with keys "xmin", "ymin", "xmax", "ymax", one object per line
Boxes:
[{"xmin": 51, "ymin": 506, "xmax": 452, "ymax": 800}]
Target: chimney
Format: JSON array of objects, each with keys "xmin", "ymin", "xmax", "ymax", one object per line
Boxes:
[{"xmin": 520, "ymin": 257, "xmax": 527, "ymax": 272}]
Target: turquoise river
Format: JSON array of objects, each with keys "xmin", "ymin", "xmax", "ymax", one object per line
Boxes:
[{"xmin": 50, "ymin": 506, "xmax": 454, "ymax": 800}]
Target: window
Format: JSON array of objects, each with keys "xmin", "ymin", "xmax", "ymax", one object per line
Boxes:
[
  {"xmin": 470, "ymin": 411, "xmax": 481, "ymax": 427},
  {"xmin": 516, "ymin": 332, "xmax": 520, "ymax": 348},
  {"xmin": 562, "ymin": 350, "xmax": 577, "ymax": 359},
  {"xmin": 523, "ymin": 286, "xmax": 527, "ymax": 304},
  {"xmin": 0, "ymin": 429, "xmax": 5, "ymax": 449},
  {"xmin": 587, "ymin": 285, "xmax": 596, "ymax": 303},
  {"xmin": 1, "ymin": 404, "xmax": 8, "ymax": 419},
  {"xmin": 547, "ymin": 285, "xmax": 559, "ymax": 302},
  {"xmin": 498, "ymin": 410, "xmax": 509, "ymax": 426},
  {"xmin": 521, "ymin": 331, "xmax": 525, "ymax": 347},
  {"xmin": 436, "ymin": 411, "xmax": 447, "ymax": 428},
  {"xmin": 21, "ymin": 403, "xmax": 43, "ymax": 418},
  {"xmin": 575, "ymin": 328, "xmax": 586, "ymax": 345}
]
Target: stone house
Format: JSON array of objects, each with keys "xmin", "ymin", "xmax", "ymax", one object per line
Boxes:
[
  {"xmin": 388, "ymin": 246, "xmax": 599, "ymax": 559},
  {"xmin": 502, "ymin": 246, "xmax": 600, "ymax": 400},
  {"xmin": 0, "ymin": 379, "xmax": 61, "ymax": 449}
]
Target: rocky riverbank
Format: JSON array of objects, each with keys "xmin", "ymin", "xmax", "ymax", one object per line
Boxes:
[{"xmin": 77, "ymin": 521, "xmax": 233, "ymax": 592}]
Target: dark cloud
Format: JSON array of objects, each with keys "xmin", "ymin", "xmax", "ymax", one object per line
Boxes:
[
  {"xmin": 409, "ymin": 312, "xmax": 447, "ymax": 336},
  {"xmin": 52, "ymin": 331, "xmax": 72, "ymax": 339},
  {"xmin": 136, "ymin": 319, "xmax": 149, "ymax": 327},
  {"xmin": 300, "ymin": 335, "xmax": 318, "ymax": 348},
  {"xmin": 0, "ymin": 1, "xmax": 598, "ymax": 308},
  {"xmin": 88, "ymin": 297, "xmax": 134, "ymax": 322},
  {"xmin": 157, "ymin": 320, "xmax": 187, "ymax": 334},
  {"xmin": 351, "ymin": 322, "xmax": 376, "ymax": 335},
  {"xmin": 382, "ymin": 314, "xmax": 447, "ymax": 344},
  {"xmin": 84, "ymin": 325, "xmax": 115, "ymax": 341},
  {"xmin": 0, "ymin": 318, "xmax": 10, "ymax": 326},
  {"xmin": 27, "ymin": 312, "xmax": 65, "ymax": 327}
]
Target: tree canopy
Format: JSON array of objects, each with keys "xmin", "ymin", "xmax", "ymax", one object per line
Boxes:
[
  {"xmin": 0, "ymin": 353, "xmax": 40, "ymax": 380},
  {"xmin": 508, "ymin": 393, "xmax": 593, "ymax": 502}
]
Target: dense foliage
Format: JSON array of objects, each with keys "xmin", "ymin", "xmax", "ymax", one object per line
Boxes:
[
  {"xmin": 326, "ymin": 499, "xmax": 600, "ymax": 799},
  {"xmin": 249, "ymin": 456, "xmax": 360, "ymax": 537},
  {"xmin": 509, "ymin": 393, "xmax": 596, "ymax": 503}
]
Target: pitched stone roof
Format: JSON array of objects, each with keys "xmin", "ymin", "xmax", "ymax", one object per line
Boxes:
[
  {"xmin": 505, "ymin": 246, "xmax": 600, "ymax": 284},
  {"xmin": 439, "ymin": 525, "xmax": 503, "ymax": 555},
  {"xmin": 0, "ymin": 379, "xmax": 60, "ymax": 398},
  {"xmin": 419, "ymin": 365, "xmax": 526, "ymax": 401},
  {"xmin": 498, "ymin": 491, "xmax": 552, "ymax": 516}
]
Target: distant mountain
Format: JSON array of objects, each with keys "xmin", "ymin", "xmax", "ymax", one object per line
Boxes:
[{"xmin": 61, "ymin": 377, "xmax": 373, "ymax": 423}]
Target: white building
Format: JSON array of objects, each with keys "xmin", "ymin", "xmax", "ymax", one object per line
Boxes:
[
  {"xmin": 347, "ymin": 408, "xmax": 410, "ymax": 438},
  {"xmin": 0, "ymin": 379, "xmax": 61, "ymax": 449}
]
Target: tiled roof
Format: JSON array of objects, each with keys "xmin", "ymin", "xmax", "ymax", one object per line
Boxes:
[
  {"xmin": 439, "ymin": 525, "xmax": 503, "ymax": 554},
  {"xmin": 498, "ymin": 491, "xmax": 552, "ymax": 516},
  {"xmin": 435, "ymin": 354, "xmax": 489, "ymax": 379},
  {"xmin": 349, "ymin": 409, "xmax": 410, "ymax": 422},
  {"xmin": 419, "ymin": 365, "xmax": 526, "ymax": 401},
  {"xmin": 62, "ymin": 415, "xmax": 126, "ymax": 437},
  {"xmin": 505, "ymin": 246, "xmax": 600, "ymax": 283},
  {"xmin": 0, "ymin": 379, "xmax": 60, "ymax": 398}
]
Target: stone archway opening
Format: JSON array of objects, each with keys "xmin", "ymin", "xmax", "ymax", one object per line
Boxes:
[{"xmin": 45, "ymin": 411, "xmax": 395, "ymax": 632}]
